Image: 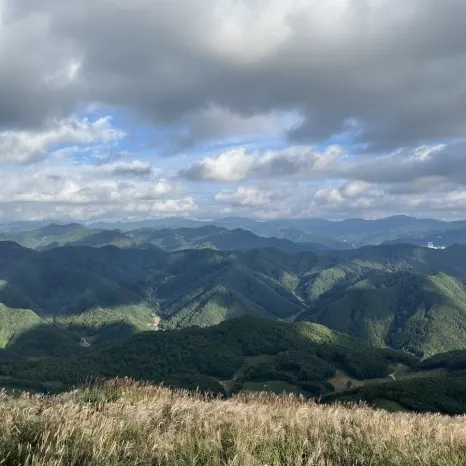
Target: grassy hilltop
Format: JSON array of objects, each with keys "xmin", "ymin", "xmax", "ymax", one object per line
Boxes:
[{"xmin": 0, "ymin": 379, "xmax": 465, "ymax": 466}]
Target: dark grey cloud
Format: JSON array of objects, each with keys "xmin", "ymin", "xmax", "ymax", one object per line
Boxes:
[
  {"xmin": 107, "ymin": 161, "xmax": 153, "ymax": 177},
  {"xmin": 340, "ymin": 143, "xmax": 466, "ymax": 185},
  {"xmin": 2, "ymin": 0, "xmax": 466, "ymax": 150}
]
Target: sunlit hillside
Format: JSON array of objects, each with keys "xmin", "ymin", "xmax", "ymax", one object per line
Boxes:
[{"xmin": 1, "ymin": 379, "xmax": 465, "ymax": 465}]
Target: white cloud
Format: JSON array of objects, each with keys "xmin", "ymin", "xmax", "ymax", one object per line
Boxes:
[
  {"xmin": 0, "ymin": 116, "xmax": 124, "ymax": 164},
  {"xmin": 314, "ymin": 188, "xmax": 345, "ymax": 206},
  {"xmin": 181, "ymin": 141, "xmax": 466, "ymax": 191},
  {"xmin": 3, "ymin": 0, "xmax": 466, "ymax": 150},
  {"xmin": 180, "ymin": 145, "xmax": 344, "ymax": 181},
  {"xmin": 340, "ymin": 181, "xmax": 368, "ymax": 198},
  {"xmin": 180, "ymin": 148, "xmax": 253, "ymax": 181},
  {"xmin": 100, "ymin": 160, "xmax": 154, "ymax": 177},
  {"xmin": 1, "ymin": 1, "xmax": 466, "ymax": 221},
  {"xmin": 0, "ymin": 150, "xmax": 195, "ymax": 220},
  {"xmin": 123, "ymin": 197, "xmax": 196, "ymax": 214},
  {"xmin": 215, "ymin": 187, "xmax": 271, "ymax": 206}
]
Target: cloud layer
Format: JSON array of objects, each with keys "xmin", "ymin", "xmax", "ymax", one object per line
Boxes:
[
  {"xmin": 0, "ymin": 0, "xmax": 466, "ymax": 220},
  {"xmin": 4, "ymin": 0, "xmax": 466, "ymax": 148}
]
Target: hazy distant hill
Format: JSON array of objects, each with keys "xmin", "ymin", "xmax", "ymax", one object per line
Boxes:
[
  {"xmin": 382, "ymin": 227, "xmax": 466, "ymax": 248},
  {"xmin": 6, "ymin": 215, "xmax": 466, "ymax": 248},
  {"xmin": 0, "ymin": 223, "xmax": 137, "ymax": 250},
  {"xmin": 89, "ymin": 215, "xmax": 454, "ymax": 247},
  {"xmin": 126, "ymin": 225, "xmax": 327, "ymax": 253},
  {"xmin": 0, "ymin": 223, "xmax": 329, "ymax": 253}
]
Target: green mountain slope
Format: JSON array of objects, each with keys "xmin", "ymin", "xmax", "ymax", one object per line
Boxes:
[
  {"xmin": 299, "ymin": 272, "xmax": 466, "ymax": 356},
  {"xmin": 324, "ymin": 350, "xmax": 466, "ymax": 414},
  {"xmin": 0, "ymin": 303, "xmax": 41, "ymax": 348},
  {"xmin": 0, "ymin": 317, "xmax": 417, "ymax": 396},
  {"xmin": 2, "ymin": 241, "xmax": 466, "ymax": 357}
]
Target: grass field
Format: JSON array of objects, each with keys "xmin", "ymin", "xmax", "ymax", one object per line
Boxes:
[{"xmin": 1, "ymin": 378, "xmax": 466, "ymax": 465}]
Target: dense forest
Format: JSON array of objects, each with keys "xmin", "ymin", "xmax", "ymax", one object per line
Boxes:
[
  {"xmin": 0, "ymin": 317, "xmax": 415, "ymax": 396},
  {"xmin": 2, "ymin": 223, "xmax": 466, "ymax": 413}
]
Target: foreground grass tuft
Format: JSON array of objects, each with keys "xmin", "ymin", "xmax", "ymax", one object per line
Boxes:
[{"xmin": 0, "ymin": 378, "xmax": 465, "ymax": 465}]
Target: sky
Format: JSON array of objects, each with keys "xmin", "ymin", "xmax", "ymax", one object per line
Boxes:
[{"xmin": 1, "ymin": 0, "xmax": 466, "ymax": 222}]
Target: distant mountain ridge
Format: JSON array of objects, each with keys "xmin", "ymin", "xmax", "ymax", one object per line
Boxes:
[
  {"xmin": 88, "ymin": 215, "xmax": 452, "ymax": 246},
  {"xmin": 7, "ymin": 214, "xmax": 466, "ymax": 248},
  {"xmin": 0, "ymin": 223, "xmax": 330, "ymax": 253},
  {"xmin": 86, "ymin": 215, "xmax": 466, "ymax": 247}
]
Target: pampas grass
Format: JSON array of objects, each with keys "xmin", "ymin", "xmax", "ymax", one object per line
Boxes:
[{"xmin": 0, "ymin": 378, "xmax": 465, "ymax": 465}]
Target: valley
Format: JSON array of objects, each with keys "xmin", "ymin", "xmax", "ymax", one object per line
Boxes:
[{"xmin": 2, "ymin": 218, "xmax": 466, "ymax": 414}]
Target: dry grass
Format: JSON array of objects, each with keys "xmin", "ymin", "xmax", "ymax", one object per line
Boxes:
[{"xmin": 0, "ymin": 378, "xmax": 465, "ymax": 465}]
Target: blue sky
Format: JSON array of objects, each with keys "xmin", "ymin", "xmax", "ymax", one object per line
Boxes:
[{"xmin": 0, "ymin": 0, "xmax": 466, "ymax": 222}]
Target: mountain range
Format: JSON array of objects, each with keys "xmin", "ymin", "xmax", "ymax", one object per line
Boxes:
[
  {"xmin": 2, "ymin": 239, "xmax": 466, "ymax": 357},
  {"xmin": 2, "ymin": 217, "xmax": 466, "ymax": 413},
  {"xmin": 6, "ymin": 214, "xmax": 466, "ymax": 248},
  {"xmin": 0, "ymin": 223, "xmax": 330, "ymax": 253}
]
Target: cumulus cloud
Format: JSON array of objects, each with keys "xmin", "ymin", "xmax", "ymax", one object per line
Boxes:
[
  {"xmin": 314, "ymin": 188, "xmax": 345, "ymax": 206},
  {"xmin": 251, "ymin": 145, "xmax": 344, "ymax": 178},
  {"xmin": 180, "ymin": 149, "xmax": 253, "ymax": 181},
  {"xmin": 1, "ymin": 0, "xmax": 466, "ymax": 220},
  {"xmin": 180, "ymin": 145, "xmax": 344, "ymax": 181},
  {"xmin": 182, "ymin": 141, "xmax": 466, "ymax": 189},
  {"xmin": 0, "ymin": 116, "xmax": 124, "ymax": 164},
  {"xmin": 0, "ymin": 154, "xmax": 195, "ymax": 220},
  {"xmin": 103, "ymin": 160, "xmax": 154, "ymax": 177},
  {"xmin": 2, "ymin": 0, "xmax": 466, "ymax": 150}
]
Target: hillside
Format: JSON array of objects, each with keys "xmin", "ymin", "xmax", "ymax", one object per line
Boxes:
[
  {"xmin": 299, "ymin": 271, "xmax": 466, "ymax": 356},
  {"xmin": 0, "ymin": 378, "xmax": 464, "ymax": 465},
  {"xmin": 324, "ymin": 347, "xmax": 466, "ymax": 414},
  {"xmin": 3, "ymin": 241, "xmax": 466, "ymax": 356},
  {"xmin": 0, "ymin": 317, "xmax": 415, "ymax": 396},
  {"xmin": 0, "ymin": 379, "xmax": 464, "ymax": 466},
  {"xmin": 5, "ymin": 316, "xmax": 466, "ymax": 415},
  {"xmin": 0, "ymin": 303, "xmax": 40, "ymax": 348},
  {"xmin": 325, "ymin": 372, "xmax": 466, "ymax": 415}
]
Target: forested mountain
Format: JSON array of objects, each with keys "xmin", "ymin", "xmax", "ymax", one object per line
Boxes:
[
  {"xmin": 1, "ymin": 238, "xmax": 466, "ymax": 412},
  {"xmin": 2, "ymin": 241, "xmax": 466, "ymax": 358},
  {"xmin": 0, "ymin": 316, "xmax": 417, "ymax": 398},
  {"xmin": 2, "ymin": 316, "xmax": 465, "ymax": 414}
]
